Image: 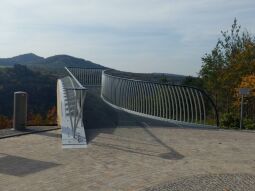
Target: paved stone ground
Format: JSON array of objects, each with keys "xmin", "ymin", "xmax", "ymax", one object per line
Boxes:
[
  {"xmin": 0, "ymin": 126, "xmax": 59, "ymax": 139},
  {"xmin": 0, "ymin": 125, "xmax": 255, "ymax": 191},
  {"xmin": 144, "ymin": 173, "xmax": 255, "ymax": 191},
  {"xmin": 0, "ymin": 88, "xmax": 254, "ymax": 190}
]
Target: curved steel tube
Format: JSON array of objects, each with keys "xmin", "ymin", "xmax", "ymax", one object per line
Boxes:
[
  {"xmin": 100, "ymin": 72, "xmax": 219, "ymax": 127},
  {"xmin": 66, "ymin": 68, "xmax": 219, "ymax": 127}
]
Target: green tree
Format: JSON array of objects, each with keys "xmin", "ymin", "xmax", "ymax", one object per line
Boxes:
[{"xmin": 199, "ymin": 18, "xmax": 255, "ymax": 118}]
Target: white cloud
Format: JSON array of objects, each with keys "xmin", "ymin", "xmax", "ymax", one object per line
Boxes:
[{"xmin": 0, "ymin": 0, "xmax": 254, "ymax": 75}]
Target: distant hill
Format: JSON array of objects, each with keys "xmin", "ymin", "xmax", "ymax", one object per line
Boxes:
[
  {"xmin": 0, "ymin": 53, "xmax": 106, "ymax": 69},
  {"xmin": 33, "ymin": 55, "xmax": 105, "ymax": 69},
  {"xmin": 105, "ymin": 69, "xmax": 187, "ymax": 85},
  {"xmin": 0, "ymin": 53, "xmax": 44, "ymax": 66},
  {"xmin": 0, "ymin": 53, "xmax": 187, "ymax": 84}
]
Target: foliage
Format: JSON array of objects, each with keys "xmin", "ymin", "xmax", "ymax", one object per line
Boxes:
[
  {"xmin": 199, "ymin": 18, "xmax": 255, "ymax": 128},
  {"xmin": 234, "ymin": 74, "xmax": 255, "ymax": 113},
  {"xmin": 45, "ymin": 106, "xmax": 57, "ymax": 125},
  {"xmin": 243, "ymin": 118, "xmax": 255, "ymax": 129},
  {"xmin": 182, "ymin": 76, "xmax": 204, "ymax": 88},
  {"xmin": 0, "ymin": 115, "xmax": 12, "ymax": 129},
  {"xmin": 238, "ymin": 74, "xmax": 255, "ymax": 95},
  {"xmin": 159, "ymin": 76, "xmax": 169, "ymax": 83},
  {"xmin": 0, "ymin": 64, "xmax": 58, "ymax": 128},
  {"xmin": 0, "ymin": 65, "xmax": 57, "ymax": 123},
  {"xmin": 27, "ymin": 113, "xmax": 44, "ymax": 126},
  {"xmin": 27, "ymin": 106, "xmax": 57, "ymax": 126},
  {"xmin": 220, "ymin": 112, "xmax": 239, "ymax": 129},
  {"xmin": 0, "ymin": 106, "xmax": 57, "ymax": 128}
]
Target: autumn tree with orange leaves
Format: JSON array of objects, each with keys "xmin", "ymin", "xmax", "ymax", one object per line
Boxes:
[
  {"xmin": 199, "ymin": 19, "xmax": 255, "ymax": 128},
  {"xmin": 0, "ymin": 115, "xmax": 12, "ymax": 129},
  {"xmin": 27, "ymin": 106, "xmax": 57, "ymax": 126}
]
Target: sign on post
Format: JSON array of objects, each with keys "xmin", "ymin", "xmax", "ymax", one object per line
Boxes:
[
  {"xmin": 239, "ymin": 88, "xmax": 251, "ymax": 129},
  {"xmin": 239, "ymin": 88, "xmax": 250, "ymax": 95}
]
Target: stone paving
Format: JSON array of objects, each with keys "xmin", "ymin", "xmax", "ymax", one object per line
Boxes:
[
  {"xmin": 144, "ymin": 173, "xmax": 255, "ymax": 191},
  {"xmin": 0, "ymin": 126, "xmax": 59, "ymax": 139},
  {"xmin": 0, "ymin": 124, "xmax": 255, "ymax": 191}
]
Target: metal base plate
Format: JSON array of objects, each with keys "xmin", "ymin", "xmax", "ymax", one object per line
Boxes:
[{"xmin": 61, "ymin": 125, "xmax": 87, "ymax": 149}]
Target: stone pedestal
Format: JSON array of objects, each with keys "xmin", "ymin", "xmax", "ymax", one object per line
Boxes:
[{"xmin": 13, "ymin": 92, "xmax": 27, "ymax": 130}]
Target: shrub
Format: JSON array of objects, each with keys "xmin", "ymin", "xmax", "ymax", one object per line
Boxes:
[
  {"xmin": 220, "ymin": 112, "xmax": 239, "ymax": 129},
  {"xmin": 243, "ymin": 118, "xmax": 255, "ymax": 129},
  {"xmin": 0, "ymin": 115, "xmax": 12, "ymax": 129}
]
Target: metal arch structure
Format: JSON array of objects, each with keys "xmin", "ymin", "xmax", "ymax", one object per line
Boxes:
[
  {"xmin": 101, "ymin": 70, "xmax": 219, "ymax": 127},
  {"xmin": 57, "ymin": 74, "xmax": 87, "ymax": 148}
]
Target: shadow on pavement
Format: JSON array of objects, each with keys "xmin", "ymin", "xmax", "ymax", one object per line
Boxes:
[
  {"xmin": 83, "ymin": 87, "xmax": 177, "ymax": 142},
  {"xmin": 0, "ymin": 153, "xmax": 60, "ymax": 177},
  {"xmin": 83, "ymin": 87, "xmax": 184, "ymax": 160}
]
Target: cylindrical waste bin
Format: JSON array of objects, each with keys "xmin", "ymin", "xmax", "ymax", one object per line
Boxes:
[{"xmin": 13, "ymin": 91, "xmax": 27, "ymax": 130}]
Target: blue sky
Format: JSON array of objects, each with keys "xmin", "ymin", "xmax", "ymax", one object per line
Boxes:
[{"xmin": 0, "ymin": 0, "xmax": 254, "ymax": 76}]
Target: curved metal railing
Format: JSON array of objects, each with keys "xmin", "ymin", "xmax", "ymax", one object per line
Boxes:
[
  {"xmin": 65, "ymin": 67, "xmax": 103, "ymax": 87},
  {"xmin": 57, "ymin": 73, "xmax": 87, "ymax": 148},
  {"xmin": 101, "ymin": 70, "xmax": 219, "ymax": 127}
]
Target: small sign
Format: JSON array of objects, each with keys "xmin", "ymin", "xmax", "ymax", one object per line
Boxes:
[{"xmin": 239, "ymin": 88, "xmax": 250, "ymax": 95}]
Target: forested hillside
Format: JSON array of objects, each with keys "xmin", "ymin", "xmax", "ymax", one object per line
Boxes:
[
  {"xmin": 0, "ymin": 53, "xmax": 44, "ymax": 66},
  {"xmin": 0, "ymin": 54, "xmax": 107, "ymax": 129},
  {"xmin": 105, "ymin": 69, "xmax": 186, "ymax": 85},
  {"xmin": 0, "ymin": 65, "xmax": 57, "ymax": 128},
  {"xmin": 0, "ymin": 53, "xmax": 106, "ymax": 69}
]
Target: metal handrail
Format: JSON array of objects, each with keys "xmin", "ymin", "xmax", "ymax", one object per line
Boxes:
[
  {"xmin": 65, "ymin": 67, "xmax": 85, "ymax": 88},
  {"xmin": 101, "ymin": 70, "xmax": 219, "ymax": 127},
  {"xmin": 57, "ymin": 69, "xmax": 88, "ymax": 149},
  {"xmin": 61, "ymin": 76, "xmax": 87, "ymax": 137},
  {"xmin": 66, "ymin": 67, "xmax": 104, "ymax": 87},
  {"xmin": 64, "ymin": 67, "xmax": 219, "ymax": 127}
]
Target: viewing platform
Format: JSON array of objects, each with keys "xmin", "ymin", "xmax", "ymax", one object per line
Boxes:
[
  {"xmin": 0, "ymin": 67, "xmax": 254, "ymax": 190},
  {"xmin": 1, "ymin": 120, "xmax": 255, "ymax": 190}
]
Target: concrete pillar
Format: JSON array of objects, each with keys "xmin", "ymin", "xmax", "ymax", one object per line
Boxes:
[{"xmin": 13, "ymin": 91, "xmax": 27, "ymax": 130}]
